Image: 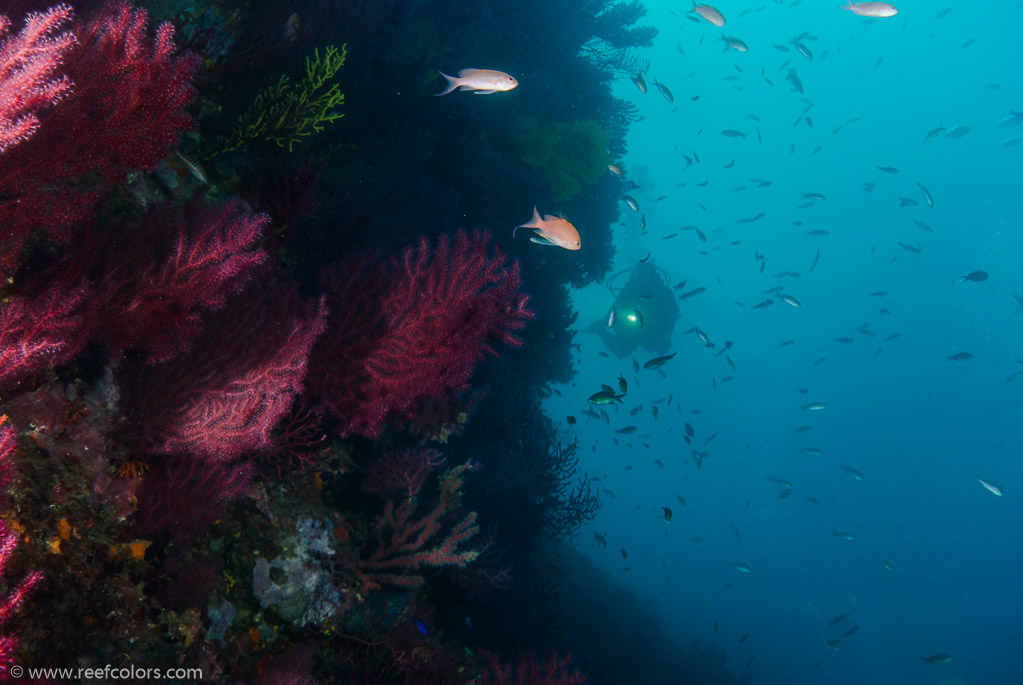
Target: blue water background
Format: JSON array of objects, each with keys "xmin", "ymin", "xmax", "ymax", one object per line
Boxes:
[{"xmin": 545, "ymin": 1, "xmax": 1023, "ymax": 683}]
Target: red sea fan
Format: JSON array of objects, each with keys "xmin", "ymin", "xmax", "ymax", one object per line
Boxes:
[
  {"xmin": 310, "ymin": 230, "xmax": 533, "ymax": 438},
  {"xmin": 133, "ymin": 454, "xmax": 253, "ymax": 545},
  {"xmin": 0, "ymin": 4, "xmax": 75, "ymax": 152},
  {"xmin": 96, "ymin": 197, "xmax": 269, "ymax": 363},
  {"xmin": 361, "ymin": 447, "xmax": 446, "ymax": 500},
  {"xmin": 0, "ymin": 420, "xmax": 44, "ymax": 678},
  {"xmin": 479, "ymin": 650, "xmax": 587, "ymax": 685},
  {"xmin": 0, "ymin": 274, "xmax": 90, "ymax": 396},
  {"xmin": 0, "ymin": 0, "xmax": 199, "ymax": 277},
  {"xmin": 124, "ymin": 285, "xmax": 326, "ymax": 462}
]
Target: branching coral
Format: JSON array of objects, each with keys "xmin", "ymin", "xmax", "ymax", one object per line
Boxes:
[{"xmin": 214, "ymin": 44, "xmax": 347, "ymax": 155}]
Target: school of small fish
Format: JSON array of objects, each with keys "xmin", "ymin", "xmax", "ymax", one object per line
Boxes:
[
  {"xmin": 436, "ymin": 0, "xmax": 1017, "ymax": 674},
  {"xmin": 452, "ymin": 1, "xmax": 1023, "ymax": 675}
]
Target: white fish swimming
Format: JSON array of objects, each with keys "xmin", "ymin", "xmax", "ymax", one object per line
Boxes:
[
  {"xmin": 977, "ymin": 478, "xmax": 1003, "ymax": 496},
  {"xmin": 840, "ymin": 1, "xmax": 898, "ymax": 17},
  {"xmin": 693, "ymin": 2, "xmax": 726, "ymax": 27},
  {"xmin": 917, "ymin": 182, "xmax": 934, "ymax": 207},
  {"xmin": 435, "ymin": 69, "xmax": 518, "ymax": 96}
]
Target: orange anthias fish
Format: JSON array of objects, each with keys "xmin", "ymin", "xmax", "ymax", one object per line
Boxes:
[
  {"xmin": 514, "ymin": 207, "xmax": 581, "ymax": 250},
  {"xmin": 434, "ymin": 69, "xmax": 518, "ymax": 96}
]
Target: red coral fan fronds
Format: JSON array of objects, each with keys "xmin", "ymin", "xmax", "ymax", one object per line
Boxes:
[
  {"xmin": 66, "ymin": 2, "xmax": 198, "ymax": 178},
  {"xmin": 0, "ymin": 275, "xmax": 91, "ymax": 396},
  {"xmin": 310, "ymin": 229, "xmax": 533, "ymax": 438},
  {"xmin": 361, "ymin": 447, "xmax": 446, "ymax": 500},
  {"xmin": 0, "ymin": 423, "xmax": 14, "ymax": 489},
  {"xmin": 0, "ymin": 0, "xmax": 200, "ymax": 277},
  {"xmin": 0, "ymin": 4, "xmax": 75, "ymax": 152},
  {"xmin": 479, "ymin": 650, "xmax": 587, "ymax": 685},
  {"xmin": 96, "ymin": 197, "xmax": 269, "ymax": 363},
  {"xmin": 0, "ymin": 419, "xmax": 44, "ymax": 678},
  {"xmin": 354, "ymin": 462, "xmax": 479, "ymax": 593},
  {"xmin": 124, "ymin": 285, "xmax": 326, "ymax": 462},
  {"xmin": 133, "ymin": 455, "xmax": 253, "ymax": 545}
]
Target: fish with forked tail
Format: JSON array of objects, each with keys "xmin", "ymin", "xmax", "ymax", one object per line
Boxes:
[{"xmin": 435, "ymin": 69, "xmax": 518, "ymax": 95}]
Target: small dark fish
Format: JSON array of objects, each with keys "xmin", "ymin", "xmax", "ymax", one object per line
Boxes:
[
  {"xmin": 897, "ymin": 241, "xmax": 922, "ymax": 254},
  {"xmin": 680, "ymin": 287, "xmax": 707, "ymax": 300},
  {"xmin": 618, "ymin": 374, "xmax": 628, "ymax": 393},
  {"xmin": 752, "ymin": 299, "xmax": 774, "ymax": 309},
  {"xmin": 644, "ymin": 352, "xmax": 677, "ymax": 369},
  {"xmin": 876, "ymin": 166, "xmax": 899, "ymax": 173},
  {"xmin": 662, "ymin": 507, "xmax": 673, "ymax": 522},
  {"xmin": 615, "ymin": 426, "xmax": 638, "ymax": 434},
  {"xmin": 791, "ymin": 41, "xmax": 813, "ymax": 60},
  {"xmin": 566, "ymin": 415, "xmax": 577, "ymax": 425},
  {"xmin": 653, "ymin": 79, "xmax": 675, "ymax": 103},
  {"xmin": 632, "ymin": 72, "xmax": 648, "ymax": 94},
  {"xmin": 834, "ymin": 337, "xmax": 854, "ymax": 343},
  {"xmin": 593, "ymin": 532, "xmax": 607, "ymax": 549},
  {"xmin": 961, "ymin": 270, "xmax": 988, "ymax": 282},
  {"xmin": 944, "ymin": 125, "xmax": 970, "ymax": 139},
  {"xmin": 829, "ymin": 613, "xmax": 851, "ymax": 626},
  {"xmin": 843, "ymin": 626, "xmax": 860, "ymax": 638},
  {"xmin": 620, "ymin": 547, "xmax": 628, "ymax": 560},
  {"xmin": 588, "ymin": 390, "xmax": 625, "ymax": 404},
  {"xmin": 825, "ymin": 639, "xmax": 842, "ymax": 647},
  {"xmin": 721, "ymin": 129, "xmax": 747, "ymax": 138},
  {"xmin": 739, "ymin": 633, "xmax": 750, "ymax": 643},
  {"xmin": 921, "ymin": 653, "xmax": 953, "ymax": 664},
  {"xmin": 685, "ymin": 423, "xmax": 695, "ymax": 437},
  {"xmin": 924, "ymin": 126, "xmax": 946, "ymax": 144},
  {"xmin": 946, "ymin": 352, "xmax": 974, "ymax": 361},
  {"xmin": 738, "ymin": 212, "xmax": 766, "ymax": 223}
]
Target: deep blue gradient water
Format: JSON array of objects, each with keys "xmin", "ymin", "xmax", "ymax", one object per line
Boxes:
[{"xmin": 546, "ymin": 2, "xmax": 1023, "ymax": 683}]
